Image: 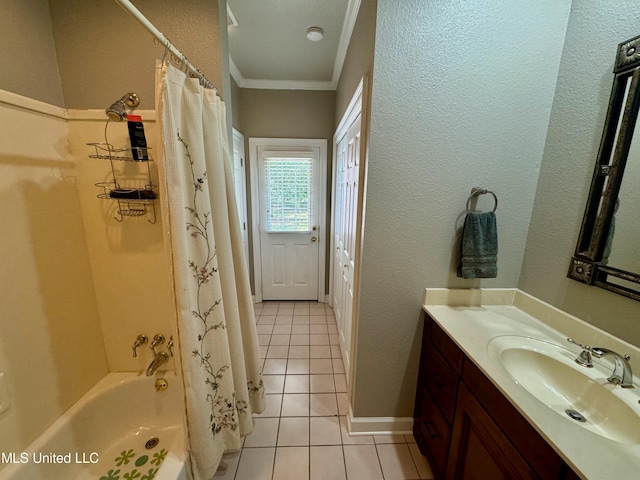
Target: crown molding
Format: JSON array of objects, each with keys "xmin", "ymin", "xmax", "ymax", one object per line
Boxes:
[
  {"xmin": 228, "ymin": 0, "xmax": 361, "ymax": 92},
  {"xmin": 332, "ymin": 0, "xmax": 362, "ymax": 86}
]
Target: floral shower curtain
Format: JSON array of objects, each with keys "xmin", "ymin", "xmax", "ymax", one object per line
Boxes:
[{"xmin": 156, "ymin": 62, "xmax": 265, "ymax": 480}]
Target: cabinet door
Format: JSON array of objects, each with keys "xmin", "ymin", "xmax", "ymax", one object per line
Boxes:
[{"xmin": 447, "ymin": 384, "xmax": 535, "ymax": 480}]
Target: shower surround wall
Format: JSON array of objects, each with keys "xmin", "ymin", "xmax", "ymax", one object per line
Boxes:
[{"xmin": 0, "ymin": 0, "xmax": 228, "ymax": 464}]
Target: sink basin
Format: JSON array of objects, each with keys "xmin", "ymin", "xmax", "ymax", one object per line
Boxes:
[{"xmin": 487, "ymin": 335, "xmax": 640, "ymax": 444}]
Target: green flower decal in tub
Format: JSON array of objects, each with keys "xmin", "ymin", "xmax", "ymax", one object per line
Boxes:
[{"xmin": 100, "ymin": 449, "xmax": 167, "ymax": 480}]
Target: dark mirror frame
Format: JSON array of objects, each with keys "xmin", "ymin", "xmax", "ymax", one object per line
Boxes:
[{"xmin": 568, "ymin": 34, "xmax": 640, "ymax": 301}]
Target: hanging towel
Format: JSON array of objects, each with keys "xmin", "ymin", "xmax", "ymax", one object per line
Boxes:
[{"xmin": 457, "ymin": 211, "xmax": 498, "ymax": 279}]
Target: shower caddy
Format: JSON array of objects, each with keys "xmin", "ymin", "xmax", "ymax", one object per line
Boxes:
[{"xmin": 89, "ymin": 141, "xmax": 157, "ymax": 224}]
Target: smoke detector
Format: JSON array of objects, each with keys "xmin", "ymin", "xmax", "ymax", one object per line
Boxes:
[{"xmin": 306, "ymin": 27, "xmax": 324, "ymax": 42}]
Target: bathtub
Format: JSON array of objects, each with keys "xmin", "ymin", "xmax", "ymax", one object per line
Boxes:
[{"xmin": 0, "ymin": 372, "xmax": 186, "ymax": 480}]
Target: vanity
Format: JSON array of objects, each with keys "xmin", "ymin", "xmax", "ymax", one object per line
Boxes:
[{"xmin": 413, "ymin": 288, "xmax": 640, "ymax": 480}]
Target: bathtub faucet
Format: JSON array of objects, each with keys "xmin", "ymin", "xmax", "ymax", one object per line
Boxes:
[{"xmin": 146, "ymin": 351, "xmax": 169, "ymax": 376}]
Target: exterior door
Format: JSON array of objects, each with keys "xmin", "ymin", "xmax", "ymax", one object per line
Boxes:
[
  {"xmin": 252, "ymin": 140, "xmax": 326, "ymax": 301},
  {"xmin": 333, "ymin": 113, "xmax": 361, "ymax": 374}
]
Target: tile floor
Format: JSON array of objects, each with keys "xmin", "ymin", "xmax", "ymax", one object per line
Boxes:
[{"xmin": 214, "ymin": 302, "xmax": 434, "ymax": 480}]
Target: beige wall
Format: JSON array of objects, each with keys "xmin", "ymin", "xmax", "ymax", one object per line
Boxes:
[
  {"xmin": 335, "ymin": 0, "xmax": 376, "ymax": 125},
  {"xmin": 0, "ymin": 95, "xmax": 107, "ymax": 459},
  {"xmin": 239, "ymin": 88, "xmax": 336, "ymax": 292},
  {"xmin": 48, "ymin": 0, "xmax": 223, "ymax": 110},
  {"xmin": 68, "ymin": 114, "xmax": 176, "ymax": 372},
  {"xmin": 0, "ymin": 0, "xmax": 65, "ymax": 107},
  {"xmin": 520, "ymin": 1, "xmax": 640, "ymax": 346},
  {"xmin": 354, "ymin": 0, "xmax": 572, "ymax": 418}
]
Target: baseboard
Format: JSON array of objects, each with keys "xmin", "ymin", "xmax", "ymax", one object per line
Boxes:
[{"xmin": 347, "ymin": 410, "xmax": 414, "ymax": 436}]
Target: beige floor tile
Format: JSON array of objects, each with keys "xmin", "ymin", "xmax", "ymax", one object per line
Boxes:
[
  {"xmin": 277, "ymin": 417, "xmax": 309, "ymax": 446},
  {"xmin": 310, "ymin": 393, "xmax": 339, "ymax": 416},
  {"xmin": 272, "ymin": 447, "xmax": 309, "ymax": 480},
  {"xmin": 310, "ymin": 316, "xmax": 328, "ymax": 324},
  {"xmin": 332, "ymin": 358, "xmax": 345, "ymax": 374},
  {"xmin": 288, "ymin": 345, "xmax": 310, "ymax": 358},
  {"xmin": 374, "ymin": 434, "xmax": 407, "ymax": 444},
  {"xmin": 258, "ymin": 334, "xmax": 271, "ymax": 346},
  {"xmin": 253, "ymin": 394, "xmax": 282, "ymax": 417},
  {"xmin": 277, "ymin": 306, "xmax": 295, "ymax": 314},
  {"xmin": 310, "ymin": 345, "xmax": 331, "ymax": 358},
  {"xmin": 331, "ymin": 345, "xmax": 342, "ymax": 358},
  {"xmin": 263, "ymin": 374, "xmax": 285, "ymax": 394},
  {"xmin": 244, "ymin": 417, "xmax": 279, "ymax": 447},
  {"xmin": 310, "ymin": 416, "xmax": 342, "ymax": 445},
  {"xmin": 270, "ymin": 334, "xmax": 291, "ymax": 346},
  {"xmin": 343, "ymin": 445, "xmax": 384, "ymax": 480},
  {"xmin": 339, "ymin": 416, "xmax": 374, "ymax": 445},
  {"xmin": 293, "ymin": 315, "xmax": 311, "ymax": 324},
  {"xmin": 309, "ymin": 307, "xmax": 326, "ymax": 316},
  {"xmin": 405, "ymin": 434, "xmax": 417, "ymax": 444},
  {"xmin": 281, "ymin": 393, "xmax": 310, "ymax": 416},
  {"xmin": 257, "ymin": 324, "xmax": 275, "ymax": 334},
  {"xmin": 337, "ymin": 392, "xmax": 350, "ymax": 416},
  {"xmin": 291, "ymin": 324, "xmax": 310, "ymax": 334},
  {"xmin": 284, "ymin": 374, "xmax": 310, "ymax": 393},
  {"xmin": 294, "ymin": 306, "xmax": 310, "ymax": 314},
  {"xmin": 259, "ymin": 345, "xmax": 268, "ymax": 359},
  {"xmin": 272, "ymin": 324, "xmax": 293, "ymax": 335},
  {"xmin": 267, "ymin": 345, "xmax": 290, "ymax": 358},
  {"xmin": 212, "ymin": 450, "xmax": 241, "ymax": 479},
  {"xmin": 329, "ymin": 334, "xmax": 340, "ymax": 345},
  {"xmin": 310, "ymin": 445, "xmax": 346, "ymax": 480},
  {"xmin": 310, "ymin": 358, "xmax": 333, "ymax": 374},
  {"xmin": 258, "ymin": 315, "xmax": 277, "ymax": 325},
  {"xmin": 235, "ymin": 447, "xmax": 275, "ymax": 480},
  {"xmin": 275, "ymin": 315, "xmax": 294, "ymax": 325},
  {"xmin": 310, "ymin": 374, "xmax": 335, "ymax": 393},
  {"xmin": 263, "ymin": 358, "xmax": 287, "ymax": 375},
  {"xmin": 376, "ymin": 443, "xmax": 420, "ymax": 480},
  {"xmin": 408, "ymin": 443, "xmax": 434, "ymax": 479},
  {"xmin": 261, "ymin": 308, "xmax": 279, "ymax": 316},
  {"xmin": 286, "ymin": 359, "xmax": 310, "ymax": 374},
  {"xmin": 334, "ymin": 374, "xmax": 348, "ymax": 392},
  {"xmin": 290, "ymin": 334, "xmax": 310, "ymax": 345},
  {"xmin": 309, "ymin": 324, "xmax": 329, "ymax": 334},
  {"xmin": 310, "ymin": 334, "xmax": 331, "ymax": 345},
  {"xmin": 327, "ymin": 324, "xmax": 338, "ymax": 334}
]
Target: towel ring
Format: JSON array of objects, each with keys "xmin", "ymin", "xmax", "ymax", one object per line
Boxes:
[{"xmin": 466, "ymin": 188, "xmax": 498, "ymax": 214}]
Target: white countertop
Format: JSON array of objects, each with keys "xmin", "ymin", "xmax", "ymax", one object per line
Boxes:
[{"xmin": 422, "ymin": 288, "xmax": 640, "ymax": 480}]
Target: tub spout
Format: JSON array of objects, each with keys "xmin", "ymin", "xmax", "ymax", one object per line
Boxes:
[{"xmin": 146, "ymin": 351, "xmax": 169, "ymax": 376}]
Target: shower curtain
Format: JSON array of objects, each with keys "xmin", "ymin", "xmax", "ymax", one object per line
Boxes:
[{"xmin": 156, "ymin": 62, "xmax": 265, "ymax": 480}]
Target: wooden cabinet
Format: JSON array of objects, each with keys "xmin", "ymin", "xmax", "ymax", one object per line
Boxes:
[{"xmin": 414, "ymin": 312, "xmax": 579, "ymax": 480}]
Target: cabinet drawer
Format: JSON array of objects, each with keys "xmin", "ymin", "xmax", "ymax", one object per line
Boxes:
[
  {"xmin": 424, "ymin": 346, "xmax": 459, "ymax": 424},
  {"xmin": 418, "ymin": 387, "xmax": 451, "ymax": 479},
  {"xmin": 430, "ymin": 320, "xmax": 464, "ymax": 373}
]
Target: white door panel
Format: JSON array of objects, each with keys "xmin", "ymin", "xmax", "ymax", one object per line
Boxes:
[{"xmin": 250, "ymin": 138, "xmax": 327, "ymax": 302}]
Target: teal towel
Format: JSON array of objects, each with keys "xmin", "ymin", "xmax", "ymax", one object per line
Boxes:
[{"xmin": 458, "ymin": 212, "xmax": 498, "ymax": 279}]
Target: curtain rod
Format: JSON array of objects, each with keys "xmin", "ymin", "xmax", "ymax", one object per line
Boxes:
[{"xmin": 113, "ymin": 0, "xmax": 218, "ymax": 92}]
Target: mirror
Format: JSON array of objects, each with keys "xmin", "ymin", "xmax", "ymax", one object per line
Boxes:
[{"xmin": 568, "ymin": 34, "xmax": 640, "ymax": 301}]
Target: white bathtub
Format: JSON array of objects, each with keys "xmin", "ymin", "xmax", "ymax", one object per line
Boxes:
[{"xmin": 0, "ymin": 372, "xmax": 186, "ymax": 480}]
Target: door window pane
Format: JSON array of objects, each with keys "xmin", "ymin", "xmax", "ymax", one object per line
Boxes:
[{"xmin": 263, "ymin": 157, "xmax": 313, "ymax": 232}]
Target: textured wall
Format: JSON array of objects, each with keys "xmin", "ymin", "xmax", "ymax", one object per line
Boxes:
[
  {"xmin": 353, "ymin": 0, "xmax": 571, "ymax": 417},
  {"xmin": 0, "ymin": 0, "xmax": 65, "ymax": 106},
  {"xmin": 335, "ymin": 0, "xmax": 376, "ymax": 125},
  {"xmin": 520, "ymin": 2, "xmax": 640, "ymax": 345},
  {"xmin": 0, "ymin": 99, "xmax": 107, "ymax": 460},
  {"xmin": 48, "ymin": 0, "xmax": 222, "ymax": 110}
]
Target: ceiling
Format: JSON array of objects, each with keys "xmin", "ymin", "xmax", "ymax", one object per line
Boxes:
[{"xmin": 226, "ymin": 0, "xmax": 360, "ymax": 90}]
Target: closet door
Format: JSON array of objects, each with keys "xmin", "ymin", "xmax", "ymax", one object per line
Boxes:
[{"xmin": 334, "ymin": 113, "xmax": 361, "ymax": 376}]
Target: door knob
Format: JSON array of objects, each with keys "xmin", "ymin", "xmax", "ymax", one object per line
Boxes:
[
  {"xmin": 312, "ymin": 226, "xmax": 317, "ymax": 231},
  {"xmin": 311, "ymin": 237, "xmax": 317, "ymax": 242}
]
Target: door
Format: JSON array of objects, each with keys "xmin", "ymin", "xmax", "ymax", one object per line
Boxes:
[
  {"xmin": 232, "ymin": 129, "xmax": 249, "ymax": 265},
  {"xmin": 333, "ymin": 111, "xmax": 361, "ymax": 375},
  {"xmin": 250, "ymin": 139, "xmax": 327, "ymax": 302}
]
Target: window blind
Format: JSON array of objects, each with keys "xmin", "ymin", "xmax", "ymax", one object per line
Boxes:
[{"xmin": 263, "ymin": 157, "xmax": 313, "ymax": 232}]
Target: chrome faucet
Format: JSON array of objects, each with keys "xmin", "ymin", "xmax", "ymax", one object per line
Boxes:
[
  {"xmin": 567, "ymin": 338, "xmax": 593, "ymax": 367},
  {"xmin": 591, "ymin": 347, "xmax": 633, "ymax": 388},
  {"xmin": 146, "ymin": 351, "xmax": 169, "ymax": 376}
]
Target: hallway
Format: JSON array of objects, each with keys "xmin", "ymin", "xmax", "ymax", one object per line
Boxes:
[{"xmin": 214, "ymin": 302, "xmax": 433, "ymax": 480}]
